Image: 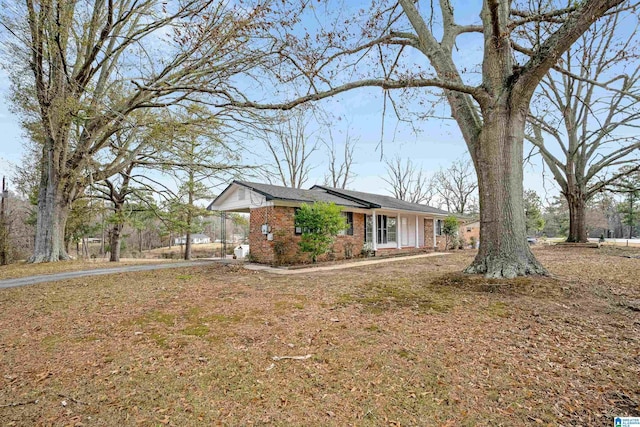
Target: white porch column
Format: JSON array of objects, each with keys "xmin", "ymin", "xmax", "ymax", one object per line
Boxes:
[
  {"xmin": 415, "ymin": 215, "xmax": 419, "ymax": 248},
  {"xmin": 372, "ymin": 210, "xmax": 377, "ymax": 251},
  {"xmin": 433, "ymin": 218, "xmax": 437, "ymax": 247},
  {"xmin": 396, "ymin": 214, "xmax": 401, "ymax": 249}
]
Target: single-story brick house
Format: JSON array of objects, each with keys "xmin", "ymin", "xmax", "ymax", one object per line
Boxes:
[
  {"xmin": 460, "ymin": 219, "xmax": 480, "ymax": 248},
  {"xmin": 207, "ymin": 180, "xmax": 451, "ymax": 264},
  {"xmin": 174, "ymin": 233, "xmax": 211, "ymax": 245}
]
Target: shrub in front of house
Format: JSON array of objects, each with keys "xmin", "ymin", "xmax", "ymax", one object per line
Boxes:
[
  {"xmin": 294, "ymin": 202, "xmax": 347, "ymax": 263},
  {"xmin": 272, "ymin": 230, "xmax": 299, "ymax": 266},
  {"xmin": 443, "ymin": 215, "xmax": 460, "ymax": 250}
]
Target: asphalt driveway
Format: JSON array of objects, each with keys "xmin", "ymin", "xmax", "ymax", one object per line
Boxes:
[{"xmin": 0, "ymin": 260, "xmax": 217, "ymax": 289}]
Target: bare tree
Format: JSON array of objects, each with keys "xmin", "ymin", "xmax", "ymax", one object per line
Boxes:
[
  {"xmin": 611, "ymin": 167, "xmax": 640, "ymax": 239},
  {"xmin": 323, "ymin": 127, "xmax": 357, "ymax": 189},
  {"xmin": 528, "ymin": 11, "xmax": 640, "ymax": 242},
  {"xmin": 259, "ymin": 109, "xmax": 319, "ymax": 188},
  {"xmin": 2, "ymin": 0, "xmax": 276, "ymax": 262},
  {"xmin": 218, "ymin": 1, "xmax": 632, "ymax": 277},
  {"xmin": 93, "ymin": 164, "xmax": 137, "ymax": 263},
  {"xmin": 434, "ymin": 158, "xmax": 478, "ymax": 215},
  {"xmin": 383, "ymin": 156, "xmax": 436, "ymax": 205}
]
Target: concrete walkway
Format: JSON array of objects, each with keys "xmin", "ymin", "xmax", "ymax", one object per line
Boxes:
[
  {"xmin": 243, "ymin": 252, "xmax": 450, "ymax": 275},
  {"xmin": 0, "ymin": 260, "xmax": 216, "ymax": 289}
]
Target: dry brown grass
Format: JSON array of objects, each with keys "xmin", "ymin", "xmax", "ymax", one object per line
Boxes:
[
  {"xmin": 0, "ymin": 247, "xmax": 638, "ymax": 426},
  {"xmin": 144, "ymin": 243, "xmax": 229, "ymax": 259}
]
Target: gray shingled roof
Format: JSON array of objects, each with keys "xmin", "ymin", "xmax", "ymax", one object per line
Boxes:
[
  {"xmin": 209, "ymin": 180, "xmax": 450, "ymax": 215},
  {"xmin": 311, "ymin": 185, "xmax": 450, "ymax": 215},
  {"xmin": 228, "ymin": 181, "xmax": 371, "ymax": 208}
]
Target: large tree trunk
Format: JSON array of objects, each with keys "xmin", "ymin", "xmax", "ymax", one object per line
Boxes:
[
  {"xmin": 566, "ymin": 192, "xmax": 588, "ymax": 243},
  {"xmin": 30, "ymin": 197, "xmax": 70, "ymax": 263},
  {"xmin": 109, "ymin": 224, "xmax": 123, "ymax": 262},
  {"xmin": 30, "ymin": 189, "xmax": 71, "ymax": 263},
  {"xmin": 29, "ymin": 140, "xmax": 72, "ymax": 263},
  {"xmin": 109, "ymin": 201, "xmax": 125, "ymax": 262},
  {"xmin": 465, "ymin": 108, "xmax": 548, "ymax": 278}
]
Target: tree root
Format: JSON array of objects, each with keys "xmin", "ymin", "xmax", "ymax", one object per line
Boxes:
[
  {"xmin": 28, "ymin": 248, "xmax": 72, "ymax": 263},
  {"xmin": 464, "ymin": 256, "xmax": 549, "ymax": 279}
]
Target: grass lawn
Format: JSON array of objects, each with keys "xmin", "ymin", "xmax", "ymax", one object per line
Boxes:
[{"xmin": 0, "ymin": 247, "xmax": 638, "ymax": 426}]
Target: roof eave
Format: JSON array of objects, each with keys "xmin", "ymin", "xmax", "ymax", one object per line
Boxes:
[{"xmin": 311, "ymin": 185, "xmax": 380, "ymax": 209}]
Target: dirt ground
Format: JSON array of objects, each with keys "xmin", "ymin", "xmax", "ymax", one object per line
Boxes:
[{"xmin": 0, "ymin": 246, "xmax": 638, "ymax": 426}]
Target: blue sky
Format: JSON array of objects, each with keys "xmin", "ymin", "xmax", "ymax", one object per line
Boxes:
[
  {"xmin": 249, "ymin": 89, "xmax": 555, "ymax": 202},
  {"xmin": 0, "ymin": 69, "xmax": 23, "ymax": 166},
  {"xmin": 0, "ymin": 0, "xmax": 563, "ymax": 203},
  {"xmin": 0, "ymin": 66, "xmax": 555, "ymax": 204},
  {"xmin": 232, "ymin": 0, "xmax": 555, "ymax": 201}
]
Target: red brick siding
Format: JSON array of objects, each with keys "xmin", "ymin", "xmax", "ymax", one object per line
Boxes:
[
  {"xmin": 460, "ymin": 222, "xmax": 480, "ymax": 248},
  {"xmin": 423, "ymin": 218, "xmax": 447, "ymax": 251},
  {"xmin": 248, "ymin": 206, "xmax": 278, "ymax": 263},
  {"xmin": 248, "ymin": 206, "xmax": 366, "ymax": 265},
  {"xmin": 423, "ymin": 218, "xmax": 434, "ymax": 249},
  {"xmin": 331, "ymin": 212, "xmax": 365, "ymax": 260}
]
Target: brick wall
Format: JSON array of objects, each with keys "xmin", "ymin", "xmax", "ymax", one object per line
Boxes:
[
  {"xmin": 423, "ymin": 218, "xmax": 447, "ymax": 251},
  {"xmin": 248, "ymin": 205, "xmax": 278, "ymax": 263},
  {"xmin": 248, "ymin": 206, "xmax": 366, "ymax": 265},
  {"xmin": 423, "ymin": 218, "xmax": 434, "ymax": 249},
  {"xmin": 332, "ymin": 212, "xmax": 365, "ymax": 260},
  {"xmin": 460, "ymin": 222, "xmax": 480, "ymax": 248}
]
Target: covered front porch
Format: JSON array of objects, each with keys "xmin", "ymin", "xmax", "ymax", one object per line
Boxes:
[{"xmin": 364, "ymin": 210, "xmax": 443, "ymax": 252}]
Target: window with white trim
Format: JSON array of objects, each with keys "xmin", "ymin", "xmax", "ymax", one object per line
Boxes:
[
  {"xmin": 376, "ymin": 215, "xmax": 397, "ymax": 244},
  {"xmin": 435, "ymin": 219, "xmax": 443, "ymax": 236},
  {"xmin": 339, "ymin": 212, "xmax": 354, "ymax": 236},
  {"xmin": 294, "ymin": 207, "xmax": 304, "ymax": 235},
  {"xmin": 365, "ymin": 215, "xmax": 373, "ymax": 243}
]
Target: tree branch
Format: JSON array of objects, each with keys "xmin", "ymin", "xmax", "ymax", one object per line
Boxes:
[{"xmin": 515, "ymin": 0, "xmax": 625, "ymax": 101}]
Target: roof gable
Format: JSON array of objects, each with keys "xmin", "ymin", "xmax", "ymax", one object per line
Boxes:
[
  {"xmin": 209, "ymin": 180, "xmax": 371, "ymax": 210},
  {"xmin": 207, "ymin": 181, "xmax": 268, "ymax": 211}
]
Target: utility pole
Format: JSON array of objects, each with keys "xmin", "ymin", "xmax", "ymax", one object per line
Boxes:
[
  {"xmin": 1, "ymin": 176, "xmax": 9, "ymax": 265},
  {"xmin": 629, "ymin": 191, "xmax": 637, "ymax": 239}
]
